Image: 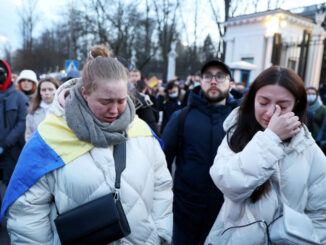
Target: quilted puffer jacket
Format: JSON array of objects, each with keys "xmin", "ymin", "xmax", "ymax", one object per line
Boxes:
[
  {"xmin": 205, "ymin": 108, "xmax": 326, "ymax": 245},
  {"xmin": 6, "ymin": 79, "xmax": 173, "ymax": 245}
]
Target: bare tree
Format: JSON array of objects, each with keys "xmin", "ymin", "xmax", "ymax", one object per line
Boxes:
[
  {"xmin": 18, "ymin": 0, "xmax": 39, "ymax": 52},
  {"xmin": 208, "ymin": 0, "xmax": 232, "ymax": 61},
  {"xmin": 15, "ymin": 0, "xmax": 39, "ymax": 71},
  {"xmin": 152, "ymin": 0, "xmax": 180, "ymax": 80},
  {"xmin": 80, "ymin": 0, "xmax": 143, "ymax": 59},
  {"xmin": 133, "ymin": 0, "xmax": 158, "ymax": 71}
]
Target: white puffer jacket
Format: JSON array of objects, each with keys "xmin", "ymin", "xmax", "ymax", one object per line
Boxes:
[
  {"xmin": 7, "ymin": 79, "xmax": 173, "ymax": 245},
  {"xmin": 205, "ymin": 108, "xmax": 326, "ymax": 245}
]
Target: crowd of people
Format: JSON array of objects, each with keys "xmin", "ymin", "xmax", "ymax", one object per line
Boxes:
[{"xmin": 0, "ymin": 43, "xmax": 325, "ymax": 245}]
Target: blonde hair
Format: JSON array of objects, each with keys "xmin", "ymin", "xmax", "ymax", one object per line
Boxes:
[
  {"xmin": 82, "ymin": 57, "xmax": 128, "ymax": 94},
  {"xmin": 88, "ymin": 44, "xmax": 110, "ymax": 61}
]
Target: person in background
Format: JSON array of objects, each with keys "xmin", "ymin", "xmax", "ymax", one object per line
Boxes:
[
  {"xmin": 16, "ymin": 69, "xmax": 38, "ymax": 104},
  {"xmin": 306, "ymin": 86, "xmax": 326, "ymax": 140},
  {"xmin": 0, "ymin": 60, "xmax": 28, "ymax": 206},
  {"xmin": 178, "ymin": 80, "xmax": 185, "ymax": 90},
  {"xmin": 160, "ymin": 81, "xmax": 185, "ymax": 132},
  {"xmin": 11, "ymin": 73, "xmax": 18, "ymax": 84},
  {"xmin": 25, "ymin": 77, "xmax": 59, "ymax": 141},
  {"xmin": 2, "ymin": 57, "xmax": 173, "ymax": 244},
  {"xmin": 193, "ymin": 71, "xmax": 202, "ymax": 88},
  {"xmin": 162, "ymin": 59, "xmax": 239, "ymax": 245},
  {"xmin": 206, "ymin": 66, "xmax": 326, "ymax": 244},
  {"xmin": 129, "ymin": 69, "xmax": 142, "ymax": 86},
  {"xmin": 135, "ymin": 79, "xmax": 161, "ymax": 137},
  {"xmin": 230, "ymin": 82, "xmax": 248, "ymax": 100},
  {"xmin": 182, "ymin": 71, "xmax": 202, "ymax": 106}
]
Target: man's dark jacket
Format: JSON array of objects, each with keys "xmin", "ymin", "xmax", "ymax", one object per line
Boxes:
[
  {"xmin": 162, "ymin": 86, "xmax": 239, "ymax": 242},
  {"xmin": 0, "ymin": 72, "xmax": 28, "ymax": 184}
]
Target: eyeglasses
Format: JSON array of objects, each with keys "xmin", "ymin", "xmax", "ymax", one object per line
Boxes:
[{"xmin": 202, "ymin": 73, "xmax": 229, "ymax": 83}]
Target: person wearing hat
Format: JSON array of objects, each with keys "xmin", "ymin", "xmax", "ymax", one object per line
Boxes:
[
  {"xmin": 162, "ymin": 59, "xmax": 240, "ymax": 244},
  {"xmin": 16, "ymin": 69, "xmax": 38, "ymax": 104},
  {"xmin": 0, "ymin": 60, "xmax": 28, "ymax": 205}
]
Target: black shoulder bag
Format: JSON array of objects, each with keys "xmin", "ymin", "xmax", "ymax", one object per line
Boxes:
[{"xmin": 54, "ymin": 142, "xmax": 131, "ymax": 245}]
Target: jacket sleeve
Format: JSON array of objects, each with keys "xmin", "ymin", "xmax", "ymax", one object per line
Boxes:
[
  {"xmin": 6, "ymin": 175, "xmax": 54, "ymax": 244},
  {"xmin": 150, "ymin": 137, "xmax": 173, "ymax": 244},
  {"xmin": 305, "ymin": 144, "xmax": 326, "ymax": 243},
  {"xmin": 3, "ymin": 95, "xmax": 28, "ymax": 148},
  {"xmin": 137, "ymin": 106, "xmax": 161, "ymax": 138},
  {"xmin": 162, "ymin": 110, "xmax": 181, "ymax": 170},
  {"xmin": 25, "ymin": 113, "xmax": 34, "ymax": 142},
  {"xmin": 209, "ymin": 130, "xmax": 285, "ymax": 202}
]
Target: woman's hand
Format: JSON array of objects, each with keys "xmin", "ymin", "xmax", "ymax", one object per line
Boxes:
[{"xmin": 267, "ymin": 105, "xmax": 301, "ymax": 140}]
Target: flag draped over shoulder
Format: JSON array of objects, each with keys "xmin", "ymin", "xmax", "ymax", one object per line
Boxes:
[{"xmin": 1, "ymin": 113, "xmax": 160, "ymax": 221}]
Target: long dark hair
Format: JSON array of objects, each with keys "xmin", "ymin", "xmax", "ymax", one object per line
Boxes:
[
  {"xmin": 29, "ymin": 77, "xmax": 60, "ymax": 114},
  {"xmin": 227, "ymin": 66, "xmax": 307, "ymax": 202}
]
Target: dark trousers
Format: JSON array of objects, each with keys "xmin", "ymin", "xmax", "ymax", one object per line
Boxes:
[{"xmin": 173, "ymin": 220, "xmax": 206, "ymax": 245}]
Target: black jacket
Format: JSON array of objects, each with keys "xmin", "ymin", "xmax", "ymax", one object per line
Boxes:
[
  {"xmin": 162, "ymin": 86, "xmax": 239, "ymax": 242},
  {"xmin": 0, "ymin": 84, "xmax": 28, "ymax": 184}
]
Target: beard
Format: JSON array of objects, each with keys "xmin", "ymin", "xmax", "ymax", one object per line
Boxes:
[{"xmin": 202, "ymin": 87, "xmax": 229, "ymax": 104}]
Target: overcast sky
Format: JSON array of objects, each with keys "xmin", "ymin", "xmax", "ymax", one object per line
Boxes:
[{"xmin": 0, "ymin": 0, "xmax": 325, "ymax": 57}]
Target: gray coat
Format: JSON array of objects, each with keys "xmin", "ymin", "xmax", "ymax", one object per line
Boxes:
[{"xmin": 25, "ymin": 105, "xmax": 51, "ymax": 141}]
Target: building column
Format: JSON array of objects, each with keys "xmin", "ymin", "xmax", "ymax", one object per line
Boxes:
[
  {"xmin": 167, "ymin": 41, "xmax": 177, "ymax": 81},
  {"xmin": 305, "ymin": 12, "xmax": 326, "ymax": 88},
  {"xmin": 264, "ymin": 37, "xmax": 273, "ymax": 69}
]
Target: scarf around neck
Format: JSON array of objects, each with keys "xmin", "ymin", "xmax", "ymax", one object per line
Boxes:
[{"xmin": 65, "ymin": 81, "xmax": 135, "ymax": 147}]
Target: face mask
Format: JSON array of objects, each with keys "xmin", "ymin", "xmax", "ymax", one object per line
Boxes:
[
  {"xmin": 168, "ymin": 92, "xmax": 178, "ymax": 99},
  {"xmin": 0, "ymin": 70, "xmax": 6, "ymax": 85},
  {"xmin": 307, "ymin": 94, "xmax": 317, "ymax": 103},
  {"xmin": 194, "ymin": 81, "xmax": 200, "ymax": 87}
]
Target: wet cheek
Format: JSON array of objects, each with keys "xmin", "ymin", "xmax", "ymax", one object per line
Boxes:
[{"xmin": 118, "ymin": 104, "xmax": 127, "ymax": 115}]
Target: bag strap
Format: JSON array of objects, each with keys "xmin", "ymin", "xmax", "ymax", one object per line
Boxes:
[{"xmin": 113, "ymin": 141, "xmax": 126, "ymax": 190}]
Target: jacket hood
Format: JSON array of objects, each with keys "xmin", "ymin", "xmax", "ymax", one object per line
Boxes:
[
  {"xmin": 223, "ymin": 106, "xmax": 239, "ymax": 132},
  {"xmin": 224, "ymin": 107, "xmax": 315, "ymax": 153},
  {"xmin": 0, "ymin": 60, "xmax": 12, "ymax": 91},
  {"xmin": 52, "ymin": 78, "xmax": 80, "ymax": 118}
]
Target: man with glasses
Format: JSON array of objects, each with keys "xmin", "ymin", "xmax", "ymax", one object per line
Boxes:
[{"xmin": 162, "ymin": 59, "xmax": 240, "ymax": 244}]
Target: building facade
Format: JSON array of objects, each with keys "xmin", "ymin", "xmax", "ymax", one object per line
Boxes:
[{"xmin": 224, "ymin": 6, "xmax": 326, "ymax": 88}]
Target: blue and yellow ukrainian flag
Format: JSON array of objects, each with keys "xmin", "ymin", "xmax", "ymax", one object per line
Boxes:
[{"xmin": 0, "ymin": 114, "xmax": 162, "ymax": 221}]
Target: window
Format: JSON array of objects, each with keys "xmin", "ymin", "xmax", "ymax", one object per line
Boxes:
[
  {"xmin": 240, "ymin": 70, "xmax": 250, "ymax": 87},
  {"xmin": 287, "ymin": 59, "xmax": 296, "ymax": 70}
]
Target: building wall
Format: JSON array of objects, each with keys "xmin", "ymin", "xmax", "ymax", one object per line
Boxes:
[
  {"xmin": 225, "ymin": 22, "xmax": 266, "ymax": 83},
  {"xmin": 224, "ymin": 13, "xmax": 315, "ymax": 84}
]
